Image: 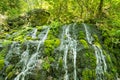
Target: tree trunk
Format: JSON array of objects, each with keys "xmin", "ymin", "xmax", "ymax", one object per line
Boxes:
[{"xmin": 96, "ymin": 0, "xmax": 104, "ymax": 18}]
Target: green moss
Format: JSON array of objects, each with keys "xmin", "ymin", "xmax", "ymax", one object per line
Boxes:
[
  {"xmin": 58, "ymin": 57, "xmax": 63, "ymax": 68},
  {"xmin": 111, "ymin": 66, "xmax": 117, "ymax": 73},
  {"xmin": 6, "ymin": 65, "xmax": 14, "ymax": 74},
  {"xmin": 94, "ymin": 42, "xmax": 101, "ymax": 48},
  {"xmin": 104, "ymin": 72, "xmax": 115, "ymax": 80},
  {"xmin": 47, "ymin": 29, "xmax": 59, "ymax": 39},
  {"xmin": 84, "ymin": 52, "xmax": 96, "ymax": 68},
  {"xmin": 14, "ymin": 35, "xmax": 24, "ymax": 42},
  {"xmin": 104, "ymin": 52, "xmax": 111, "ymax": 63},
  {"xmin": 79, "ymin": 31, "xmax": 85, "ymax": 39},
  {"xmin": 0, "ymin": 50, "xmax": 6, "ymax": 58},
  {"xmin": 82, "ymin": 68, "xmax": 96, "ymax": 80},
  {"xmin": 36, "ymin": 26, "xmax": 43, "ymax": 32},
  {"xmin": 44, "ymin": 44, "xmax": 54, "ymax": 56},
  {"xmin": 104, "ymin": 37, "xmax": 111, "ymax": 44},
  {"xmin": 26, "ymin": 36, "xmax": 32, "ymax": 40},
  {"xmin": 48, "ymin": 56, "xmax": 55, "ymax": 63},
  {"xmin": 0, "ymin": 40, "xmax": 11, "ymax": 71},
  {"xmin": 6, "ymin": 71, "xmax": 15, "ymax": 79},
  {"xmin": 27, "ymin": 9, "xmax": 50, "ymax": 26},
  {"xmin": 42, "ymin": 61, "xmax": 50, "ymax": 71},
  {"xmin": 93, "ymin": 34, "xmax": 99, "ymax": 42},
  {"xmin": 0, "ymin": 33, "xmax": 6, "ymax": 39},
  {"xmin": 80, "ymin": 39, "xmax": 89, "ymax": 49},
  {"xmin": 2, "ymin": 40, "xmax": 12, "ymax": 47},
  {"xmin": 44, "ymin": 38, "xmax": 60, "ymax": 56},
  {"xmin": 0, "ymin": 60, "xmax": 4, "ymax": 70},
  {"xmin": 54, "ymin": 38, "xmax": 60, "ymax": 47},
  {"xmin": 50, "ymin": 20, "xmax": 62, "ymax": 28}
]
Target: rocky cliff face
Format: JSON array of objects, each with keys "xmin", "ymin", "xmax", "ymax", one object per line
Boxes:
[{"xmin": 0, "ymin": 23, "xmax": 118, "ymax": 80}]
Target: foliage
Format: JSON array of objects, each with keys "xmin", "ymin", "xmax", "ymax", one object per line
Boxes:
[
  {"xmin": 80, "ymin": 39, "xmax": 89, "ymax": 49},
  {"xmin": 44, "ymin": 38, "xmax": 60, "ymax": 56},
  {"xmin": 6, "ymin": 71, "xmax": 15, "ymax": 79},
  {"xmin": 42, "ymin": 61, "xmax": 50, "ymax": 71},
  {"xmin": 6, "ymin": 65, "xmax": 14, "ymax": 74},
  {"xmin": 82, "ymin": 68, "xmax": 96, "ymax": 80},
  {"xmin": 0, "ymin": 0, "xmax": 120, "ymax": 79},
  {"xmin": 0, "ymin": 60, "xmax": 4, "ymax": 70},
  {"xmin": 0, "ymin": 0, "xmax": 21, "ymax": 17}
]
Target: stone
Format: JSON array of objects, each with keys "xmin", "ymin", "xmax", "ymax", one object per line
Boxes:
[{"xmin": 7, "ymin": 9, "xmax": 50, "ymax": 28}]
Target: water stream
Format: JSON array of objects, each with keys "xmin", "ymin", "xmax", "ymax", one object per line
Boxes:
[
  {"xmin": 31, "ymin": 28, "xmax": 37, "ymax": 39},
  {"xmin": 83, "ymin": 23, "xmax": 107, "ymax": 80},
  {"xmin": 60, "ymin": 25, "xmax": 77, "ymax": 80},
  {"xmin": 5, "ymin": 27, "xmax": 49, "ymax": 80},
  {"xmin": 2, "ymin": 23, "xmax": 116, "ymax": 80},
  {"xmin": 15, "ymin": 27, "xmax": 49, "ymax": 80}
]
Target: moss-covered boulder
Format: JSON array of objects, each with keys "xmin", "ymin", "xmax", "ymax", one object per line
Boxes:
[{"xmin": 7, "ymin": 9, "xmax": 50, "ymax": 28}]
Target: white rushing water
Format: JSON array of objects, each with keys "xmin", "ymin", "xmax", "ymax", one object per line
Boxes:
[
  {"xmin": 12, "ymin": 27, "xmax": 49, "ymax": 80},
  {"xmin": 83, "ymin": 23, "xmax": 107, "ymax": 80},
  {"xmin": 5, "ymin": 42, "xmax": 21, "ymax": 66},
  {"xmin": 60, "ymin": 25, "xmax": 77, "ymax": 80},
  {"xmin": 31, "ymin": 28, "xmax": 37, "ymax": 39}
]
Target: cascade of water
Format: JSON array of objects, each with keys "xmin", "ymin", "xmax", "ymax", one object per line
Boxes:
[
  {"xmin": 83, "ymin": 23, "xmax": 93, "ymax": 44},
  {"xmin": 60, "ymin": 25, "xmax": 77, "ymax": 80},
  {"xmin": 31, "ymin": 28, "xmax": 37, "ymax": 39},
  {"xmin": 83, "ymin": 23, "xmax": 107, "ymax": 80},
  {"xmin": 14, "ymin": 27, "xmax": 49, "ymax": 80},
  {"xmin": 60, "ymin": 26, "xmax": 69, "ymax": 80},
  {"xmin": 5, "ymin": 42, "xmax": 21, "ymax": 65},
  {"xmin": 5, "ymin": 42, "xmax": 21, "ymax": 80},
  {"xmin": 93, "ymin": 45, "xmax": 107, "ymax": 80}
]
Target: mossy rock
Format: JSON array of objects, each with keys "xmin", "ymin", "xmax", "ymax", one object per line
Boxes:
[
  {"xmin": 2, "ymin": 40, "xmax": 12, "ymax": 47},
  {"xmin": 80, "ymin": 39, "xmax": 89, "ymax": 49},
  {"xmin": 84, "ymin": 52, "xmax": 96, "ymax": 68},
  {"xmin": 7, "ymin": 16, "xmax": 26, "ymax": 27},
  {"xmin": 6, "ymin": 65, "xmax": 14, "ymax": 74},
  {"xmin": 105, "ymin": 52, "xmax": 112, "ymax": 63},
  {"xmin": 7, "ymin": 9, "xmax": 50, "ymax": 28},
  {"xmin": 58, "ymin": 57, "xmax": 63, "ymax": 68},
  {"xmin": 0, "ymin": 59, "xmax": 4, "ymax": 70},
  {"xmin": 82, "ymin": 68, "xmax": 96, "ymax": 80},
  {"xmin": 6, "ymin": 71, "xmax": 15, "ymax": 80},
  {"xmin": 94, "ymin": 42, "xmax": 102, "ymax": 48},
  {"xmin": 104, "ymin": 72, "xmax": 115, "ymax": 80},
  {"xmin": 25, "ymin": 36, "xmax": 34, "ymax": 40},
  {"xmin": 44, "ymin": 38, "xmax": 60, "ymax": 56},
  {"xmin": 0, "ymin": 32, "xmax": 6, "ymax": 39},
  {"xmin": 14, "ymin": 35, "xmax": 24, "ymax": 42},
  {"xmin": 93, "ymin": 34, "xmax": 99, "ymax": 42},
  {"xmin": 79, "ymin": 31, "xmax": 85, "ymax": 39},
  {"xmin": 0, "ymin": 49, "xmax": 6, "ymax": 57},
  {"xmin": 47, "ymin": 28, "xmax": 60, "ymax": 39},
  {"xmin": 42, "ymin": 60, "xmax": 50, "ymax": 71}
]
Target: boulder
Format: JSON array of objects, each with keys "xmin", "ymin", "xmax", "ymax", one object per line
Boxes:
[{"xmin": 7, "ymin": 9, "xmax": 50, "ymax": 28}]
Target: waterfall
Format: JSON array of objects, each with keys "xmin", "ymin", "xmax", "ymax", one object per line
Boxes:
[
  {"xmin": 31, "ymin": 28, "xmax": 37, "ymax": 39},
  {"xmin": 83, "ymin": 23, "xmax": 107, "ymax": 80},
  {"xmin": 5, "ymin": 42, "xmax": 21, "ymax": 65},
  {"xmin": 60, "ymin": 25, "xmax": 77, "ymax": 80},
  {"xmin": 5, "ymin": 27, "xmax": 49, "ymax": 80},
  {"xmin": 2, "ymin": 23, "xmax": 117, "ymax": 80},
  {"xmin": 14, "ymin": 27, "xmax": 49, "ymax": 80}
]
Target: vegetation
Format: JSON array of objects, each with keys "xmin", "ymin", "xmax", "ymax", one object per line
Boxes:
[{"xmin": 0, "ymin": 0, "xmax": 120, "ymax": 79}]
